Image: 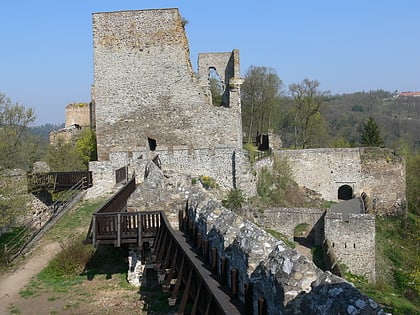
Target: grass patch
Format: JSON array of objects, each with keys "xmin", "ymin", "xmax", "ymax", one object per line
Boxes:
[
  {"xmin": 294, "ymin": 223, "xmax": 309, "ymax": 237},
  {"xmin": 8, "ymin": 304, "xmax": 20, "ymax": 314},
  {"xmin": 45, "ymin": 198, "xmax": 105, "ymax": 242},
  {"xmin": 311, "ymin": 245, "xmax": 326, "ymax": 270},
  {"xmin": 346, "ymin": 214, "xmax": 420, "ymax": 314},
  {"xmin": 266, "ymin": 229, "xmax": 295, "ymax": 249}
]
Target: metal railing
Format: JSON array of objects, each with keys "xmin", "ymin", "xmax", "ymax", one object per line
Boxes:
[{"xmin": 2, "ymin": 177, "xmax": 87, "ymax": 264}]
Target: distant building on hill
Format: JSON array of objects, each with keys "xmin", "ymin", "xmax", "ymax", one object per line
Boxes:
[
  {"xmin": 395, "ymin": 91, "xmax": 420, "ymax": 98},
  {"xmin": 49, "ymin": 102, "xmax": 95, "ymax": 145}
]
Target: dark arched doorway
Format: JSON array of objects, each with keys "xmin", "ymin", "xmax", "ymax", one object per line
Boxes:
[{"xmin": 338, "ymin": 184, "xmax": 353, "ymax": 200}]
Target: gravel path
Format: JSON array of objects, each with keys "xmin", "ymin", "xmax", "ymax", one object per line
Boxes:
[{"xmin": 0, "ymin": 242, "xmax": 61, "ymax": 315}]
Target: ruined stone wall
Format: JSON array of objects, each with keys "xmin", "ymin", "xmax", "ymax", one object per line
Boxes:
[
  {"xmin": 48, "ymin": 125, "xmax": 83, "ymax": 145},
  {"xmin": 271, "ymin": 147, "xmax": 405, "ymax": 215},
  {"xmin": 359, "ymin": 147, "xmax": 406, "ymax": 215},
  {"xmin": 65, "ymin": 103, "xmax": 93, "ymax": 128},
  {"xmin": 324, "ymin": 212, "xmax": 376, "ymax": 282},
  {"xmin": 91, "ymin": 9, "xmax": 244, "ymax": 191},
  {"xmin": 276, "ymin": 148, "xmax": 362, "ymax": 201},
  {"xmin": 92, "ymin": 9, "xmax": 242, "ymax": 161},
  {"xmin": 253, "ymin": 208, "xmax": 325, "ymax": 245}
]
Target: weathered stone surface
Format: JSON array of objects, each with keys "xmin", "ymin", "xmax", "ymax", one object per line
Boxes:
[
  {"xmin": 186, "ymin": 190, "xmax": 384, "ymax": 314},
  {"xmin": 284, "ymin": 272, "xmax": 386, "ymax": 314},
  {"xmin": 91, "ymin": 8, "xmax": 250, "ymax": 194},
  {"xmin": 32, "ymin": 161, "xmax": 50, "ymax": 173},
  {"xmin": 259, "ymin": 147, "xmax": 406, "ymax": 216}
]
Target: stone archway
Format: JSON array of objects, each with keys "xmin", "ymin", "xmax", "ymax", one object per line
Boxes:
[{"xmin": 338, "ymin": 184, "xmax": 353, "ymax": 200}]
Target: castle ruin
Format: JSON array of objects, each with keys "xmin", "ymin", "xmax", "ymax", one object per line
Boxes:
[{"xmin": 89, "ymin": 8, "xmax": 249, "ymax": 192}]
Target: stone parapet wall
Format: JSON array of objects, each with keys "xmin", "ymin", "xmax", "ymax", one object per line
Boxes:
[
  {"xmin": 276, "ymin": 148, "xmax": 362, "ymax": 202},
  {"xmin": 92, "ymin": 146, "xmax": 254, "ymax": 194},
  {"xmin": 186, "ymin": 192, "xmax": 383, "ymax": 313},
  {"xmin": 265, "ymin": 148, "xmax": 406, "ymax": 215},
  {"xmin": 253, "ymin": 208, "xmax": 325, "ymax": 245},
  {"xmin": 325, "ymin": 212, "xmax": 376, "ymax": 282}
]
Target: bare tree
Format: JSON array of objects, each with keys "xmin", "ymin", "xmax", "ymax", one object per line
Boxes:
[
  {"xmin": 241, "ymin": 66, "xmax": 283, "ymax": 142},
  {"xmin": 289, "ymin": 79, "xmax": 329, "ymax": 148}
]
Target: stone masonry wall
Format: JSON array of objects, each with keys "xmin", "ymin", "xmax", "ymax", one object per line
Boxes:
[
  {"xmin": 91, "ymin": 9, "xmax": 245, "ymax": 192},
  {"xmin": 276, "ymin": 148, "xmax": 362, "ymax": 202},
  {"xmin": 65, "ymin": 103, "xmax": 92, "ymax": 128},
  {"xmin": 271, "ymin": 147, "xmax": 406, "ymax": 215},
  {"xmin": 92, "ymin": 9, "xmax": 242, "ymax": 161},
  {"xmin": 324, "ymin": 212, "xmax": 376, "ymax": 282},
  {"xmin": 359, "ymin": 147, "xmax": 406, "ymax": 215},
  {"xmin": 186, "ymin": 191, "xmax": 383, "ymax": 314},
  {"xmin": 253, "ymin": 208, "xmax": 325, "ymax": 245}
]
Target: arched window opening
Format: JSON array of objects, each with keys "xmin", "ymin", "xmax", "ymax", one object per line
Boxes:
[
  {"xmin": 208, "ymin": 68, "xmax": 224, "ymax": 106},
  {"xmin": 338, "ymin": 184, "xmax": 353, "ymax": 200}
]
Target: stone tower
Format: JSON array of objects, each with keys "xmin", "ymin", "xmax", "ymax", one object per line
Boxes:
[{"xmin": 90, "ymin": 9, "xmax": 246, "ymax": 190}]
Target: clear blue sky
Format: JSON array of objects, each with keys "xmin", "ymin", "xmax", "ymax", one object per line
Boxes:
[{"xmin": 1, "ymin": 1, "xmax": 419, "ymax": 125}]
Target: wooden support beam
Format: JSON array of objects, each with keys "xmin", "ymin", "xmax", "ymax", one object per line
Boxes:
[
  {"xmin": 163, "ymin": 245, "xmax": 179, "ymax": 289},
  {"xmin": 178, "ymin": 209, "xmax": 183, "ymax": 230},
  {"xmin": 220, "ymin": 256, "xmax": 227, "ymax": 285},
  {"xmin": 211, "ymin": 247, "xmax": 217, "ymax": 272},
  {"xmin": 244, "ymin": 282, "xmax": 254, "ymax": 315},
  {"xmin": 190, "ymin": 277, "xmax": 203, "ymax": 315},
  {"xmin": 258, "ymin": 297, "xmax": 267, "ymax": 315},
  {"xmin": 162, "ymin": 238, "xmax": 174, "ymax": 270},
  {"xmin": 92, "ymin": 215, "xmax": 96, "ymax": 247},
  {"xmin": 137, "ymin": 212, "xmax": 142, "ymax": 251},
  {"xmin": 170, "ymin": 253, "xmax": 185, "ymax": 301},
  {"xmin": 116, "ymin": 213, "xmax": 121, "ymax": 247},
  {"xmin": 231, "ymin": 268, "xmax": 238, "ymax": 299},
  {"xmin": 178, "ymin": 268, "xmax": 193, "ymax": 315},
  {"xmin": 203, "ymin": 239, "xmax": 209, "ymax": 262}
]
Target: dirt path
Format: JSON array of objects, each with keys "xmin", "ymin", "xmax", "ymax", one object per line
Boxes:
[{"xmin": 0, "ymin": 242, "xmax": 61, "ymax": 315}]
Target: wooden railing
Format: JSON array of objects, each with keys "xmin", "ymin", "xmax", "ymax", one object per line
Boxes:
[
  {"xmin": 89, "ymin": 211, "xmax": 161, "ymax": 247},
  {"xmin": 115, "ymin": 166, "xmax": 127, "ymax": 184},
  {"xmin": 27, "ymin": 171, "xmax": 93, "ymax": 193}
]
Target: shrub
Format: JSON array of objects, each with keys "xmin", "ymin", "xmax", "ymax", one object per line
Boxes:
[
  {"xmin": 222, "ymin": 189, "xmax": 245, "ymax": 211},
  {"xmin": 199, "ymin": 175, "xmax": 218, "ymax": 189},
  {"xmin": 45, "ymin": 237, "xmax": 93, "ymax": 279}
]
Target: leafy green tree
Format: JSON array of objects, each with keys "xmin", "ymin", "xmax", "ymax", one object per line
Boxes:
[
  {"xmin": 209, "ymin": 76, "xmax": 223, "ymax": 106},
  {"xmin": 289, "ymin": 79, "xmax": 329, "ymax": 149},
  {"xmin": 0, "ymin": 94, "xmax": 36, "ymax": 229},
  {"xmin": 0, "ymin": 93, "xmax": 36, "ymax": 169},
  {"xmin": 0, "ymin": 170, "xmax": 28, "ymax": 228},
  {"xmin": 332, "ymin": 137, "xmax": 352, "ymax": 148},
  {"xmin": 360, "ymin": 117, "xmax": 384, "ymax": 147},
  {"xmin": 45, "ymin": 138, "xmax": 85, "ymax": 171},
  {"xmin": 76, "ymin": 129, "xmax": 97, "ymax": 168},
  {"xmin": 241, "ymin": 66, "xmax": 283, "ymax": 142}
]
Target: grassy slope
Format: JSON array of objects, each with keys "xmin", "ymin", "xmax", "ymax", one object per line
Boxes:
[{"xmin": 347, "ymin": 213, "xmax": 420, "ymax": 314}]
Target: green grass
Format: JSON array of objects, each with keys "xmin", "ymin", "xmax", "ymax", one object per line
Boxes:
[
  {"xmin": 266, "ymin": 229, "xmax": 296, "ymax": 249},
  {"xmin": 345, "ymin": 214, "xmax": 420, "ymax": 314},
  {"xmin": 45, "ymin": 198, "xmax": 105, "ymax": 242},
  {"xmin": 8, "ymin": 304, "xmax": 21, "ymax": 314}
]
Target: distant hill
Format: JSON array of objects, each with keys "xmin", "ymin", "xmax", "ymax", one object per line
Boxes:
[
  {"xmin": 28, "ymin": 123, "xmax": 64, "ymax": 141},
  {"xmin": 323, "ymin": 90, "xmax": 420, "ymax": 150}
]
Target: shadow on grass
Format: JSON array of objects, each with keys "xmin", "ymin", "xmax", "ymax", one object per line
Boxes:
[{"xmin": 82, "ymin": 244, "xmax": 128, "ymax": 280}]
